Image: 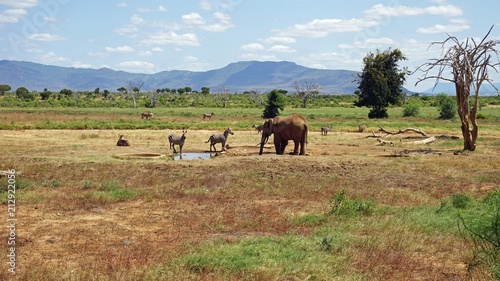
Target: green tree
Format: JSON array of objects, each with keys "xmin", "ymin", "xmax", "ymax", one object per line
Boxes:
[
  {"xmin": 0, "ymin": 84, "xmax": 11, "ymax": 95},
  {"xmin": 60, "ymin": 89, "xmax": 73, "ymax": 98},
  {"xmin": 355, "ymin": 48, "xmax": 409, "ymax": 118},
  {"xmin": 40, "ymin": 89, "xmax": 52, "ymax": 100},
  {"xmin": 201, "ymin": 87, "xmax": 210, "ymax": 95},
  {"xmin": 436, "ymin": 93, "xmax": 457, "ymax": 119},
  {"xmin": 16, "ymin": 87, "xmax": 35, "ymax": 101},
  {"xmin": 262, "ymin": 89, "xmax": 285, "ymax": 118}
]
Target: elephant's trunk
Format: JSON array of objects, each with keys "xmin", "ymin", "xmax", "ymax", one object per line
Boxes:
[{"xmin": 259, "ymin": 134, "xmax": 269, "ymax": 155}]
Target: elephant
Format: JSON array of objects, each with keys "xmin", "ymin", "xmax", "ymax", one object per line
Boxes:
[{"xmin": 259, "ymin": 113, "xmax": 308, "ymax": 155}]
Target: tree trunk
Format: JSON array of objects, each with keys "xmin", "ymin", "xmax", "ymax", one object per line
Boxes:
[{"xmin": 456, "ymin": 84, "xmax": 477, "ymax": 151}]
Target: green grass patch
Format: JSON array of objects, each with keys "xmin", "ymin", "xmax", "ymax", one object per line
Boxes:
[{"xmin": 179, "ymin": 235, "xmax": 351, "ymax": 280}]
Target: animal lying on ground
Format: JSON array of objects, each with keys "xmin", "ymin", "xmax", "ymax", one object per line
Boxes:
[{"xmin": 117, "ymin": 134, "xmax": 130, "ymax": 146}]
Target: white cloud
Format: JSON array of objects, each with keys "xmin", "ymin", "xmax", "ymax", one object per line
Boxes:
[
  {"xmin": 40, "ymin": 51, "xmax": 68, "ymax": 62},
  {"xmin": 183, "ymin": 56, "xmax": 198, "ymax": 62},
  {"xmin": 182, "ymin": 12, "xmax": 205, "ymax": 25},
  {"xmin": 365, "ymin": 4, "xmax": 462, "ymax": 19},
  {"xmin": 138, "ymin": 50, "xmax": 152, "ymax": 56},
  {"xmin": 240, "ymin": 43, "xmax": 264, "ymax": 52},
  {"xmin": 141, "ymin": 31, "xmax": 200, "ymax": 46},
  {"xmin": 199, "ymin": 0, "xmax": 240, "ymax": 12},
  {"xmin": 0, "ymin": 9, "xmax": 28, "ymax": 23},
  {"xmin": 417, "ymin": 23, "xmax": 470, "ymax": 34},
  {"xmin": 274, "ymin": 18, "xmax": 378, "ymax": 38},
  {"xmin": 0, "ymin": 0, "xmax": 37, "ymax": 8},
  {"xmin": 339, "ymin": 37, "xmax": 395, "ymax": 50},
  {"xmin": 117, "ymin": 61, "xmax": 156, "ymax": 73},
  {"xmin": 117, "ymin": 2, "xmax": 127, "ymax": 8},
  {"xmin": 88, "ymin": 52, "xmax": 106, "ymax": 58},
  {"xmin": 114, "ymin": 25, "xmax": 139, "ymax": 37},
  {"xmin": 73, "ymin": 61, "xmax": 92, "ymax": 68},
  {"xmin": 240, "ymin": 53, "xmax": 278, "ymax": 61},
  {"xmin": 131, "ymin": 14, "xmax": 144, "ymax": 25},
  {"xmin": 151, "ymin": 47, "xmax": 164, "ymax": 52},
  {"xmin": 263, "ymin": 36, "xmax": 296, "ymax": 44},
  {"xmin": 105, "ymin": 45, "xmax": 135, "ymax": 53},
  {"xmin": 27, "ymin": 33, "xmax": 65, "ymax": 41},
  {"xmin": 158, "ymin": 5, "xmax": 167, "ymax": 12},
  {"xmin": 201, "ymin": 12, "xmax": 234, "ymax": 32},
  {"xmin": 267, "ymin": 45, "xmax": 296, "ymax": 53}
]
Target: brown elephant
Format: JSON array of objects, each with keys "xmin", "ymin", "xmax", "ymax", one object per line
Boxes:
[{"xmin": 259, "ymin": 113, "xmax": 308, "ymax": 155}]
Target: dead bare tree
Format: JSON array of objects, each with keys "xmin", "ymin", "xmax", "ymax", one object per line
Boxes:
[
  {"xmin": 415, "ymin": 26, "xmax": 500, "ymax": 151},
  {"xmin": 214, "ymin": 87, "xmax": 230, "ymax": 108},
  {"xmin": 127, "ymin": 81, "xmax": 144, "ymax": 108},
  {"xmin": 294, "ymin": 80, "xmax": 320, "ymax": 108}
]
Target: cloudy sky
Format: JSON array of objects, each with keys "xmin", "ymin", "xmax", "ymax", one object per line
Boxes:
[{"xmin": 1, "ymin": 0, "xmax": 499, "ymax": 91}]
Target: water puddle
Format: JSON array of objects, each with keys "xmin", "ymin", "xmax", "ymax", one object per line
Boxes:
[{"xmin": 172, "ymin": 152, "xmax": 215, "ymax": 161}]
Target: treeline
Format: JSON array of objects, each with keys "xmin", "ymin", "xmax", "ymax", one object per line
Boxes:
[{"xmin": 0, "ymin": 85, "xmax": 499, "ymax": 109}]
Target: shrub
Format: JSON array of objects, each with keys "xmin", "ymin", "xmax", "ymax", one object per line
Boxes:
[
  {"xmin": 403, "ymin": 101, "xmax": 420, "ymax": 117},
  {"xmin": 328, "ymin": 189, "xmax": 374, "ymax": 217},
  {"xmin": 436, "ymin": 93, "xmax": 457, "ymax": 119},
  {"xmin": 458, "ymin": 191, "xmax": 500, "ymax": 279}
]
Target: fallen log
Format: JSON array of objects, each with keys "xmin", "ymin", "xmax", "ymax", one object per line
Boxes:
[
  {"xmin": 412, "ymin": 136, "xmax": 436, "ymax": 144},
  {"xmin": 378, "ymin": 126, "xmax": 429, "ymax": 137}
]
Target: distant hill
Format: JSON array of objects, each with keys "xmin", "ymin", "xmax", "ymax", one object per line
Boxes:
[
  {"xmin": 423, "ymin": 82, "xmax": 500, "ymax": 96},
  {"xmin": 0, "ymin": 60, "xmax": 361, "ymax": 94}
]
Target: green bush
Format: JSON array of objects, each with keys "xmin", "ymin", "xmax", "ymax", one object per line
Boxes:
[
  {"xmin": 436, "ymin": 93, "xmax": 457, "ymax": 119},
  {"xmin": 328, "ymin": 189, "xmax": 374, "ymax": 217},
  {"xmin": 403, "ymin": 101, "xmax": 420, "ymax": 117}
]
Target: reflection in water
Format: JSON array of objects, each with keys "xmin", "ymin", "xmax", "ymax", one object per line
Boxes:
[{"xmin": 172, "ymin": 153, "xmax": 215, "ymax": 161}]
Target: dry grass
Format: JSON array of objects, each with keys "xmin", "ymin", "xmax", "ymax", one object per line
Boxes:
[{"xmin": 0, "ymin": 110, "xmax": 499, "ymax": 280}]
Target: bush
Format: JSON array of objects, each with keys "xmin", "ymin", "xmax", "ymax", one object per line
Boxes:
[
  {"xmin": 436, "ymin": 93, "xmax": 457, "ymax": 119},
  {"xmin": 403, "ymin": 101, "xmax": 420, "ymax": 117},
  {"xmin": 458, "ymin": 191, "xmax": 500, "ymax": 279}
]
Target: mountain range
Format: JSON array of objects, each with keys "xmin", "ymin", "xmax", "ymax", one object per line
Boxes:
[
  {"xmin": 0, "ymin": 60, "xmax": 360, "ymax": 94},
  {"xmin": 1, "ymin": 60, "xmax": 498, "ymax": 95}
]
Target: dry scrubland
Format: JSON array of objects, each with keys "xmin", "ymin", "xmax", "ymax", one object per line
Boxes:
[{"xmin": 0, "ymin": 108, "xmax": 499, "ymax": 280}]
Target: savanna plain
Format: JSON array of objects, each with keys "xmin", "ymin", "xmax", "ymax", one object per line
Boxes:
[{"xmin": 0, "ymin": 106, "xmax": 499, "ymax": 280}]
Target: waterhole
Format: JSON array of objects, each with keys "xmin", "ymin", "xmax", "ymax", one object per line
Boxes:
[{"xmin": 172, "ymin": 152, "xmax": 215, "ymax": 161}]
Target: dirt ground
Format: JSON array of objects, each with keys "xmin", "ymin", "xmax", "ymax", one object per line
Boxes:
[{"xmin": 1, "ymin": 128, "xmax": 498, "ymax": 280}]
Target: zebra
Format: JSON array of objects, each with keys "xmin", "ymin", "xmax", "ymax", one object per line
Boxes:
[
  {"xmin": 116, "ymin": 134, "xmax": 130, "ymax": 146},
  {"xmin": 141, "ymin": 111, "xmax": 154, "ymax": 119},
  {"xmin": 205, "ymin": 128, "xmax": 234, "ymax": 152},
  {"xmin": 321, "ymin": 126, "xmax": 331, "ymax": 136},
  {"xmin": 202, "ymin": 112, "xmax": 215, "ymax": 120},
  {"xmin": 252, "ymin": 123, "xmax": 263, "ymax": 134},
  {"xmin": 168, "ymin": 130, "xmax": 187, "ymax": 154}
]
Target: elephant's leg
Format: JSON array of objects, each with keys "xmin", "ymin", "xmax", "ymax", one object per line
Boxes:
[
  {"xmin": 274, "ymin": 137, "xmax": 282, "ymax": 154},
  {"xmin": 281, "ymin": 139, "xmax": 290, "ymax": 154},
  {"xmin": 291, "ymin": 140, "xmax": 300, "ymax": 155},
  {"xmin": 299, "ymin": 138, "xmax": 306, "ymax": 155}
]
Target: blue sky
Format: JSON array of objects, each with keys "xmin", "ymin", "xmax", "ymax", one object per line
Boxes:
[{"xmin": 1, "ymin": 0, "xmax": 499, "ymax": 91}]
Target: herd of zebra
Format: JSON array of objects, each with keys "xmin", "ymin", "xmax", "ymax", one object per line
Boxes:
[
  {"xmin": 116, "ymin": 127, "xmax": 236, "ymax": 154},
  {"xmin": 117, "ymin": 111, "xmax": 367, "ymax": 154}
]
